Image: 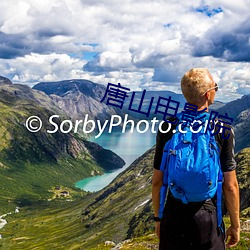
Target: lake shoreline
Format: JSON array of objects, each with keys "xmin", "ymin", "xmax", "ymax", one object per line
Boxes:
[{"xmin": 75, "ymin": 130, "xmax": 156, "ymax": 192}]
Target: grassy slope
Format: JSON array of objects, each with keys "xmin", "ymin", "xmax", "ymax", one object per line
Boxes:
[
  {"xmin": 0, "ymin": 91, "xmax": 106, "ymax": 213},
  {"xmin": 0, "ymin": 148, "xmax": 154, "ymax": 249},
  {"xmin": 0, "ymin": 199, "xmax": 89, "ymax": 250},
  {"xmin": 235, "ymin": 148, "xmax": 250, "ymax": 211},
  {"xmin": 0, "ymin": 156, "xmax": 100, "ymax": 213},
  {"xmin": 1, "ymin": 147, "xmax": 249, "ymax": 249},
  {"xmin": 1, "ymin": 202, "xmax": 249, "ymax": 250},
  {"xmin": 89, "ymin": 219, "xmax": 250, "ymax": 250}
]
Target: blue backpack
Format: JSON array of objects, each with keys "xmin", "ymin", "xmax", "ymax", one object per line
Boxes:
[{"xmin": 158, "ymin": 112, "xmax": 223, "ymax": 228}]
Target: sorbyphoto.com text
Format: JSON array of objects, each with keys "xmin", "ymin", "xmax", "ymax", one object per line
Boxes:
[{"xmin": 25, "ymin": 114, "xmax": 225, "ymax": 139}]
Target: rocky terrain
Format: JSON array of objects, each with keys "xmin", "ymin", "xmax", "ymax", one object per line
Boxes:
[
  {"xmin": 33, "ymin": 79, "xmax": 125, "ymax": 123},
  {"xmin": 33, "ymin": 79, "xmax": 226, "ymax": 129},
  {"xmin": 217, "ymin": 94, "xmax": 250, "ymax": 121},
  {"xmin": 235, "ymin": 147, "xmax": 250, "ymax": 214},
  {"xmin": 216, "ymin": 94, "xmax": 250, "ymax": 152},
  {"xmin": 233, "ymin": 108, "xmax": 250, "ymax": 152},
  {"xmin": 0, "ymin": 76, "xmax": 12, "ymax": 85}
]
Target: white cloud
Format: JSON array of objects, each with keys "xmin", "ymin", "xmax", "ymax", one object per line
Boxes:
[
  {"xmin": 0, "ymin": 52, "xmax": 153, "ymax": 91},
  {"xmin": 0, "ymin": 1, "xmax": 31, "ymax": 34},
  {"xmin": 0, "ymin": 53, "xmax": 87, "ymax": 86},
  {"xmin": 0, "ymin": 0, "xmax": 249, "ymax": 101}
]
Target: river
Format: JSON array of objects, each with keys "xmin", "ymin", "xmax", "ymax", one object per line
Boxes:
[{"xmin": 75, "ymin": 129, "xmax": 156, "ymax": 192}]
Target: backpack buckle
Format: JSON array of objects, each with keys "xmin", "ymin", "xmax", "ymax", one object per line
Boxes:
[{"xmin": 169, "ymin": 149, "xmax": 176, "ymax": 155}]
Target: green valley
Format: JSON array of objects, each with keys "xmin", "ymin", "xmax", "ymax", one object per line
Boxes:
[
  {"xmin": 0, "ymin": 146, "xmax": 249, "ymax": 249},
  {"xmin": 0, "ymin": 82, "xmax": 124, "ymax": 214}
]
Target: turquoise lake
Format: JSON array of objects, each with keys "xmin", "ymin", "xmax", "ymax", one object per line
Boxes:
[{"xmin": 75, "ymin": 129, "xmax": 156, "ymax": 192}]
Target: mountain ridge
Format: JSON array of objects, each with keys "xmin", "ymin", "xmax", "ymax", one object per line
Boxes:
[
  {"xmin": 33, "ymin": 79, "xmax": 125, "ymax": 123},
  {"xmin": 216, "ymin": 94, "xmax": 250, "ymax": 152},
  {"xmin": 0, "ymin": 76, "xmax": 12, "ymax": 85},
  {"xmin": 217, "ymin": 94, "xmax": 250, "ymax": 121},
  {"xmin": 32, "ymin": 79, "xmax": 225, "ymax": 123}
]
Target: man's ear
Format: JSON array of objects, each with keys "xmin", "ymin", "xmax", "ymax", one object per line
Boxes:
[{"xmin": 204, "ymin": 92, "xmax": 209, "ymax": 100}]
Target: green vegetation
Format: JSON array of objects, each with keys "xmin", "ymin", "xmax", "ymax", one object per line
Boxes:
[
  {"xmin": 0, "ymin": 198, "xmax": 89, "ymax": 250},
  {"xmin": 1, "ymin": 208, "xmax": 249, "ymax": 250},
  {"xmin": 0, "ymin": 148, "xmax": 156, "ymax": 249},
  {"xmin": 0, "ymin": 156, "xmax": 98, "ymax": 212},
  {"xmin": 224, "ymin": 217, "xmax": 250, "ymax": 250},
  {"xmin": 235, "ymin": 148, "xmax": 250, "ymax": 214},
  {"xmin": 89, "ymin": 229, "xmax": 250, "ymax": 250},
  {"xmin": 0, "ymin": 84, "xmax": 122, "ymax": 214},
  {"xmin": 1, "ymin": 141, "xmax": 249, "ymax": 249}
]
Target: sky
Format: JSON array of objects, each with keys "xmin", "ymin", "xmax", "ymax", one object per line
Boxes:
[{"xmin": 0, "ymin": 0, "xmax": 249, "ymax": 102}]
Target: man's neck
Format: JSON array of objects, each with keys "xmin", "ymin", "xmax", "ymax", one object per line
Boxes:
[{"xmin": 197, "ymin": 103, "xmax": 209, "ymax": 112}]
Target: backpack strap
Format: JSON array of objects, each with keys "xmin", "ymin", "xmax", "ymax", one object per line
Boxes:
[
  {"xmin": 159, "ymin": 183, "xmax": 168, "ymax": 219},
  {"xmin": 208, "ymin": 128, "xmax": 223, "ymax": 231},
  {"xmin": 158, "ymin": 144, "xmax": 171, "ymax": 219},
  {"xmin": 217, "ymin": 168, "xmax": 223, "ymax": 231}
]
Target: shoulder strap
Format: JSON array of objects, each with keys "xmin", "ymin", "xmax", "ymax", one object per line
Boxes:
[
  {"xmin": 217, "ymin": 159, "xmax": 223, "ymax": 231},
  {"xmin": 158, "ymin": 145, "xmax": 171, "ymax": 218}
]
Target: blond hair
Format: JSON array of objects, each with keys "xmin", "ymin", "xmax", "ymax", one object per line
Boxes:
[{"xmin": 181, "ymin": 68, "xmax": 214, "ymax": 104}]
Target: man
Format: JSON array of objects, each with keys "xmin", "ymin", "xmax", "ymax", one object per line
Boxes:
[{"xmin": 152, "ymin": 68, "xmax": 240, "ymax": 249}]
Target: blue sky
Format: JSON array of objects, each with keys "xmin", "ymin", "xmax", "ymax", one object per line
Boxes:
[{"xmin": 0, "ymin": 0, "xmax": 249, "ymax": 102}]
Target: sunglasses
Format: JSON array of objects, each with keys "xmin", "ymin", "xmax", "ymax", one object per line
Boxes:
[{"xmin": 202, "ymin": 83, "xmax": 218, "ymax": 96}]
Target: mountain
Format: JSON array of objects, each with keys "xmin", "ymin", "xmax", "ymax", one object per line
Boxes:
[
  {"xmin": 33, "ymin": 79, "xmax": 227, "ymax": 125},
  {"xmin": 0, "ymin": 76, "xmax": 12, "ymax": 85},
  {"xmin": 123, "ymin": 90, "xmax": 185, "ymax": 119},
  {"xmin": 217, "ymin": 94, "xmax": 250, "ymax": 120},
  {"xmin": 125, "ymin": 92, "xmax": 224, "ymax": 120},
  {"xmin": 216, "ymin": 95, "xmax": 250, "ymax": 152},
  {"xmin": 33, "ymin": 80, "xmax": 186, "ymax": 123},
  {"xmin": 31, "ymin": 79, "xmax": 250, "ymax": 151},
  {"xmin": 78, "ymin": 146, "xmax": 250, "ymax": 248},
  {"xmin": 234, "ymin": 108, "xmax": 250, "ymax": 152},
  {"xmin": 1, "ymin": 146, "xmax": 249, "ymax": 249},
  {"xmin": 0, "ymin": 77, "xmax": 248, "ymax": 249},
  {"xmin": 0, "ymin": 147, "xmax": 155, "ymax": 249},
  {"xmin": 33, "ymin": 79, "xmax": 125, "ymax": 123},
  {"xmin": 210, "ymin": 100, "xmax": 225, "ymax": 110},
  {"xmin": 79, "ymin": 147, "xmax": 154, "ymax": 248},
  {"xmin": 0, "ymin": 79, "xmax": 125, "ymax": 212}
]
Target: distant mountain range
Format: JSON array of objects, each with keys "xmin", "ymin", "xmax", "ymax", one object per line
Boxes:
[
  {"xmin": 33, "ymin": 79, "xmax": 185, "ymax": 122},
  {"xmin": 33, "ymin": 79, "xmax": 225, "ymax": 123},
  {"xmin": 33, "ymin": 79, "xmax": 249, "ymax": 152},
  {"xmin": 217, "ymin": 94, "xmax": 250, "ymax": 120}
]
